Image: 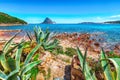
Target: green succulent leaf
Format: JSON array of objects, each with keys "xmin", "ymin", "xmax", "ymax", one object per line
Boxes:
[
  {"xmin": 108, "ymin": 58, "xmax": 120, "ymax": 80},
  {"xmin": 5, "ymin": 41, "xmax": 24, "ymax": 57},
  {"xmin": 77, "ymin": 47, "xmax": 97, "ymax": 80},
  {"xmin": 44, "ymin": 30, "xmax": 50, "ymax": 42},
  {"xmin": 22, "ymin": 73, "xmax": 31, "ymax": 80},
  {"xmin": 7, "ymin": 69, "xmax": 19, "ymax": 80},
  {"xmin": 24, "ymin": 43, "xmax": 42, "ymax": 65},
  {"xmin": 21, "ymin": 60, "xmax": 42, "ymax": 76},
  {"xmin": 26, "ymin": 31, "xmax": 33, "ymax": 41},
  {"xmin": 0, "ymin": 54, "xmax": 10, "ymax": 72},
  {"xmin": 15, "ymin": 45, "xmax": 23, "ymax": 70},
  {"xmin": 83, "ymin": 48, "xmax": 87, "ymax": 73},
  {"xmin": 100, "ymin": 48, "xmax": 113, "ymax": 80},
  {"xmin": 34, "ymin": 27, "xmax": 39, "ymax": 43},
  {"xmin": 3, "ymin": 32, "xmax": 19, "ymax": 54},
  {"xmin": 7, "ymin": 57, "xmax": 16, "ymax": 71},
  {"xmin": 43, "ymin": 39, "xmax": 58, "ymax": 51},
  {"xmin": 0, "ymin": 70, "xmax": 7, "ymax": 80}
]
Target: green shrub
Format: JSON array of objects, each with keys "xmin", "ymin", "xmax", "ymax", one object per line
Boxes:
[
  {"xmin": 0, "ymin": 12, "xmax": 27, "ymax": 24},
  {"xmin": 52, "ymin": 46, "xmax": 64, "ymax": 55},
  {"xmin": 64, "ymin": 47, "xmax": 77, "ymax": 57},
  {"xmin": 107, "ymin": 51, "xmax": 120, "ymax": 58}
]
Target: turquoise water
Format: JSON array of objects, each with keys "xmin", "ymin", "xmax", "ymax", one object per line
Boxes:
[{"xmin": 0, "ymin": 23, "xmax": 120, "ymax": 45}]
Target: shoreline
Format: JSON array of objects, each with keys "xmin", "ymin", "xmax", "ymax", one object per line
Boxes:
[
  {"xmin": 0, "ymin": 29, "xmax": 22, "ymax": 32},
  {"xmin": 0, "ymin": 23, "xmax": 27, "ymax": 26},
  {"xmin": 0, "ymin": 30, "xmax": 120, "ymax": 59}
]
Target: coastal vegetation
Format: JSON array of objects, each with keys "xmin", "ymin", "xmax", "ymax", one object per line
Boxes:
[
  {"xmin": 0, "ymin": 27, "xmax": 120, "ymax": 80},
  {"xmin": 0, "ymin": 27, "xmax": 59, "ymax": 80},
  {"xmin": 76, "ymin": 48, "xmax": 120, "ymax": 80},
  {"xmin": 0, "ymin": 12, "xmax": 27, "ymax": 25}
]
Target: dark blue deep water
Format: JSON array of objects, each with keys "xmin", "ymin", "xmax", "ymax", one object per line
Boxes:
[{"xmin": 0, "ymin": 23, "xmax": 120, "ymax": 45}]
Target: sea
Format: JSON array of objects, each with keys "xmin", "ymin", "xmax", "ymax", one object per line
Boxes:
[{"xmin": 0, "ymin": 23, "xmax": 120, "ymax": 47}]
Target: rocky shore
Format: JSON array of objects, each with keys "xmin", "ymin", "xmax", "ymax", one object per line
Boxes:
[
  {"xmin": 0, "ymin": 30, "xmax": 25, "ymax": 50},
  {"xmin": 54, "ymin": 32, "xmax": 120, "ymax": 58},
  {"xmin": 0, "ymin": 23, "xmax": 26, "ymax": 26},
  {"xmin": 0, "ymin": 30, "xmax": 120, "ymax": 58},
  {"xmin": 0, "ymin": 30, "xmax": 120, "ymax": 80}
]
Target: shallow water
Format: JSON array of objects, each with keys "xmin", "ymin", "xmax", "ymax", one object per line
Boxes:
[{"xmin": 0, "ymin": 23, "xmax": 120, "ymax": 45}]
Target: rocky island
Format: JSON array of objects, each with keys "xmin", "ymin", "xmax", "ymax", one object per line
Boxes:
[
  {"xmin": 42, "ymin": 17, "xmax": 56, "ymax": 24},
  {"xmin": 0, "ymin": 12, "xmax": 27, "ymax": 26},
  {"xmin": 104, "ymin": 20, "xmax": 120, "ymax": 24}
]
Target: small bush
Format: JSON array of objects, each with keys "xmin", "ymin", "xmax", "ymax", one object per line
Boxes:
[
  {"xmin": 52, "ymin": 46, "xmax": 64, "ymax": 55},
  {"xmin": 64, "ymin": 48, "xmax": 77, "ymax": 57}
]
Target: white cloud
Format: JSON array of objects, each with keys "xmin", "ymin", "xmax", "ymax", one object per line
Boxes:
[
  {"xmin": 110, "ymin": 15, "xmax": 120, "ymax": 18},
  {"xmin": 25, "ymin": 17, "xmax": 43, "ymax": 23},
  {"xmin": 53, "ymin": 18, "xmax": 84, "ymax": 23},
  {"xmin": 54, "ymin": 17, "xmax": 108, "ymax": 23},
  {"xmin": 96, "ymin": 17, "xmax": 102, "ymax": 20}
]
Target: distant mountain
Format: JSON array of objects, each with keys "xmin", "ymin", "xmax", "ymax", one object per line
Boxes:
[
  {"xmin": 104, "ymin": 20, "xmax": 120, "ymax": 24},
  {"xmin": 80, "ymin": 22, "xmax": 99, "ymax": 24},
  {"xmin": 42, "ymin": 17, "xmax": 56, "ymax": 24},
  {"xmin": 0, "ymin": 12, "xmax": 27, "ymax": 25}
]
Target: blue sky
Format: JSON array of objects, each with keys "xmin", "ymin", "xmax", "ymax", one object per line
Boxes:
[{"xmin": 0, "ymin": 0, "xmax": 120, "ymax": 23}]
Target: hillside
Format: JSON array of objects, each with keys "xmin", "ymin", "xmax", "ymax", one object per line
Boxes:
[
  {"xmin": 0, "ymin": 12, "xmax": 27, "ymax": 25},
  {"xmin": 104, "ymin": 20, "xmax": 120, "ymax": 24}
]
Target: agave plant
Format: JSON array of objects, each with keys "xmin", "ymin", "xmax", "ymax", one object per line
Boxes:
[
  {"xmin": 27, "ymin": 27, "xmax": 59, "ymax": 51},
  {"xmin": 0, "ymin": 32, "xmax": 21, "ymax": 73},
  {"xmin": 100, "ymin": 49, "xmax": 120, "ymax": 80},
  {"xmin": 0, "ymin": 33, "xmax": 42, "ymax": 80},
  {"xmin": 77, "ymin": 47, "xmax": 97, "ymax": 80},
  {"xmin": 77, "ymin": 47, "xmax": 120, "ymax": 80}
]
